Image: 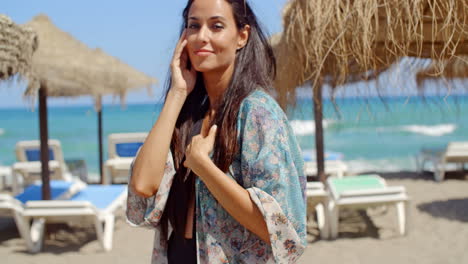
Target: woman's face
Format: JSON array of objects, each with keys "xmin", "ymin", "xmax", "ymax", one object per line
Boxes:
[{"xmin": 185, "ymin": 0, "xmax": 248, "ymax": 73}]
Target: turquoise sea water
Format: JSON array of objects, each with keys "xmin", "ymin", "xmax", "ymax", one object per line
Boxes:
[{"xmin": 1, "ymin": 95, "xmax": 467, "ymax": 180}]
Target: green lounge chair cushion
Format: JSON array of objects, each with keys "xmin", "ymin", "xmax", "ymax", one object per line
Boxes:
[{"xmin": 330, "ymin": 174, "xmax": 384, "ymax": 195}]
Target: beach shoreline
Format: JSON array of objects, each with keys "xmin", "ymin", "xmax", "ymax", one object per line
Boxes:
[{"xmin": 1, "ymin": 171, "xmax": 468, "ymax": 263}]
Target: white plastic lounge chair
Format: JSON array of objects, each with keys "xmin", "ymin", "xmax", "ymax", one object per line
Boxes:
[
  {"xmin": 326, "ymin": 174, "xmax": 409, "ymax": 239},
  {"xmin": 12, "ymin": 139, "xmax": 73, "ymax": 193},
  {"xmin": 0, "ymin": 180, "xmax": 86, "ymax": 251},
  {"xmin": 104, "ymin": 132, "xmax": 147, "ymax": 184},
  {"xmin": 0, "ymin": 165, "xmax": 12, "ymax": 190},
  {"xmin": 417, "ymin": 141, "xmax": 468, "ymax": 181},
  {"xmin": 303, "ymin": 149, "xmax": 348, "ymax": 178},
  {"xmin": 306, "ymin": 181, "xmax": 330, "ymax": 239},
  {"xmin": 21, "ymin": 184, "xmax": 127, "ymax": 252}
]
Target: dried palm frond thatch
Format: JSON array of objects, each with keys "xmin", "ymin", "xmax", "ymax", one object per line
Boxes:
[
  {"xmin": 23, "ymin": 14, "xmax": 156, "ymax": 108},
  {"xmin": 0, "ymin": 14, "xmax": 38, "ymax": 85},
  {"xmin": 273, "ymin": 0, "xmax": 468, "ymax": 107}
]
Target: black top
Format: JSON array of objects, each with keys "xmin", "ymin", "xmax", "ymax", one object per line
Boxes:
[{"xmin": 167, "ymin": 212, "xmax": 197, "ymax": 264}]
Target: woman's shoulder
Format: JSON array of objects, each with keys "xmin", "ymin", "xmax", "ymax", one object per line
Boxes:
[{"xmin": 239, "ymin": 88, "xmax": 285, "ymax": 121}]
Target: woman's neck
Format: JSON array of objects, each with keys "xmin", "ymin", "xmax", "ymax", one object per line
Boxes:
[{"xmin": 202, "ymin": 63, "xmax": 235, "ymax": 110}]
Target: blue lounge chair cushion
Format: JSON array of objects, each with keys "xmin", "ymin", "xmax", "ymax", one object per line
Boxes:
[
  {"xmin": 69, "ymin": 185, "xmax": 126, "ymax": 209},
  {"xmin": 115, "ymin": 142, "xmax": 143, "ymax": 158},
  {"xmin": 25, "ymin": 148, "xmax": 55, "ymax": 161},
  {"xmin": 15, "ymin": 180, "xmax": 74, "ymax": 203}
]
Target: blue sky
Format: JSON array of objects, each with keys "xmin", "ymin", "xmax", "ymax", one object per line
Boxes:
[
  {"xmin": 1, "ymin": 0, "xmax": 288, "ymax": 108},
  {"xmin": 1, "ymin": 1, "xmax": 466, "ymax": 109}
]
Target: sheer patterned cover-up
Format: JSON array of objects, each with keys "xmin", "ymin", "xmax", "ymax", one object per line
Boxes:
[{"xmin": 126, "ymin": 90, "xmax": 307, "ymax": 263}]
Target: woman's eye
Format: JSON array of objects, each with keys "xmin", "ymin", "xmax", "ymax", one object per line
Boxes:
[
  {"xmin": 213, "ymin": 23, "xmax": 224, "ymax": 29},
  {"xmin": 188, "ymin": 23, "xmax": 200, "ymax": 29}
]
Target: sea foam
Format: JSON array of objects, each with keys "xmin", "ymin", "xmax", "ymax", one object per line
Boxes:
[
  {"xmin": 400, "ymin": 124, "xmax": 456, "ymax": 137},
  {"xmin": 290, "ymin": 120, "xmax": 332, "ymax": 135}
]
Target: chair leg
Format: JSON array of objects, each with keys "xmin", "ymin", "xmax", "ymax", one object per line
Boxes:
[
  {"xmin": 396, "ymin": 201, "xmax": 409, "ymax": 236},
  {"xmin": 13, "ymin": 213, "xmax": 45, "ymax": 253},
  {"xmin": 435, "ymin": 169, "xmax": 445, "ymax": 182},
  {"xmin": 317, "ymin": 202, "xmax": 330, "ymax": 239},
  {"xmin": 315, "ymin": 203, "xmax": 326, "ymax": 239},
  {"xmin": 434, "ymin": 160, "xmax": 446, "ymax": 182},
  {"xmin": 29, "ymin": 218, "xmax": 46, "ymax": 253},
  {"xmin": 103, "ymin": 214, "xmax": 115, "ymax": 251},
  {"xmin": 95, "ymin": 214, "xmax": 115, "ymax": 251},
  {"xmin": 329, "ymin": 202, "xmax": 339, "ymax": 239},
  {"xmin": 94, "ymin": 216, "xmax": 105, "ymax": 250}
]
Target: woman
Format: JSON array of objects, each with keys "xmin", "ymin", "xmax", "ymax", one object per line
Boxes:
[{"xmin": 126, "ymin": 0, "xmax": 307, "ymax": 263}]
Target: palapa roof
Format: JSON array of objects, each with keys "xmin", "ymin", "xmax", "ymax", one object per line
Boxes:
[
  {"xmin": 23, "ymin": 14, "xmax": 156, "ymax": 108},
  {"xmin": 0, "ymin": 14, "xmax": 38, "ymax": 84},
  {"xmin": 272, "ymin": 0, "xmax": 468, "ymax": 107}
]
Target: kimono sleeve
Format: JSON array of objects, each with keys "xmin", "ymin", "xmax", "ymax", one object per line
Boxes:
[
  {"xmin": 238, "ymin": 99, "xmax": 307, "ymax": 263},
  {"xmin": 126, "ymin": 149, "xmax": 176, "ymax": 229}
]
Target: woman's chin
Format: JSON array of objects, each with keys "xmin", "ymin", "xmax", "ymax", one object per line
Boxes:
[{"xmin": 192, "ymin": 63, "xmax": 214, "ymax": 73}]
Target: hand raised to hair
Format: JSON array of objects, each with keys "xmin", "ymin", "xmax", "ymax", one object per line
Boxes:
[
  {"xmin": 183, "ymin": 125, "xmax": 217, "ymax": 176},
  {"xmin": 171, "ymin": 30, "xmax": 197, "ymax": 98}
]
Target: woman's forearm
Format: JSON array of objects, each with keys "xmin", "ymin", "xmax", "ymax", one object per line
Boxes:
[
  {"xmin": 130, "ymin": 89, "xmax": 186, "ymax": 198},
  {"xmin": 195, "ymin": 156, "xmax": 271, "ymax": 244}
]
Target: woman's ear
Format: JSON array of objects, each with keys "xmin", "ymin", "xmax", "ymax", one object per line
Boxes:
[{"xmin": 237, "ymin": 25, "xmax": 250, "ymax": 50}]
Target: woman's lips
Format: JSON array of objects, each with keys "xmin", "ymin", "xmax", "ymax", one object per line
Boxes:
[{"xmin": 195, "ymin": 49, "xmax": 214, "ymax": 56}]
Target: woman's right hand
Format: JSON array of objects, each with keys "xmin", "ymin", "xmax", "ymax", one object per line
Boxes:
[{"xmin": 170, "ymin": 30, "xmax": 197, "ymax": 98}]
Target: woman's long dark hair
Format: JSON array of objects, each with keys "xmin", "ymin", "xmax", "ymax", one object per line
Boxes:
[{"xmin": 161, "ymin": 0, "xmax": 276, "ymax": 238}]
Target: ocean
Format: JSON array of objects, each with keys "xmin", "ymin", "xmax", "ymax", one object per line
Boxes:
[{"xmin": 1, "ymin": 94, "xmax": 467, "ymax": 181}]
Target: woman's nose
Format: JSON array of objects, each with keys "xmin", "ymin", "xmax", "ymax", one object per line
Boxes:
[{"xmin": 196, "ymin": 25, "xmax": 209, "ymax": 43}]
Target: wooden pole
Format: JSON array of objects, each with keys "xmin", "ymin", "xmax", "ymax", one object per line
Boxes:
[
  {"xmin": 38, "ymin": 86, "xmax": 51, "ymax": 200},
  {"xmin": 97, "ymin": 96, "xmax": 105, "ymax": 184},
  {"xmin": 313, "ymin": 85, "xmax": 326, "ymax": 183}
]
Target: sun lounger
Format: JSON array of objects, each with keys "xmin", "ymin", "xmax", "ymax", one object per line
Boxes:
[
  {"xmin": 417, "ymin": 141, "xmax": 468, "ymax": 181},
  {"xmin": 0, "ymin": 180, "xmax": 86, "ymax": 251},
  {"xmin": 302, "ymin": 149, "xmax": 348, "ymax": 178},
  {"xmin": 306, "ymin": 181, "xmax": 330, "ymax": 239},
  {"xmin": 12, "ymin": 139, "xmax": 73, "ymax": 193},
  {"xmin": 326, "ymin": 174, "xmax": 409, "ymax": 239},
  {"xmin": 22, "ymin": 184, "xmax": 127, "ymax": 252},
  {"xmin": 104, "ymin": 133, "xmax": 147, "ymax": 184}
]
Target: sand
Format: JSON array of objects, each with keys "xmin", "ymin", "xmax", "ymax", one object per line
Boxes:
[{"xmin": 1, "ymin": 171, "xmax": 468, "ymax": 264}]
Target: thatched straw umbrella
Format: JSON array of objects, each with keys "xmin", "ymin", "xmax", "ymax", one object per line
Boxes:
[
  {"xmin": 88, "ymin": 47, "xmax": 155, "ymax": 184},
  {"xmin": 0, "ymin": 14, "xmax": 38, "ymax": 84},
  {"xmin": 273, "ymin": 0, "xmax": 468, "ymax": 182},
  {"xmin": 22, "ymin": 14, "xmax": 156, "ymax": 198}
]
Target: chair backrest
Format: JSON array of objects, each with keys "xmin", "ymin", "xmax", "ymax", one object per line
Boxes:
[
  {"xmin": 108, "ymin": 133, "xmax": 147, "ymax": 159},
  {"xmin": 445, "ymin": 141, "xmax": 468, "ymax": 162},
  {"xmin": 15, "ymin": 139, "xmax": 69, "ymax": 180},
  {"xmin": 16, "ymin": 140, "xmax": 65, "ymax": 164}
]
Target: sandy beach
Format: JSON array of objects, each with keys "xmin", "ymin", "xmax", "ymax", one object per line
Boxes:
[{"xmin": 1, "ymin": 171, "xmax": 468, "ymax": 264}]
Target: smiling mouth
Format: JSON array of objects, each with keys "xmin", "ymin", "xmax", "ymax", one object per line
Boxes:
[{"xmin": 195, "ymin": 50, "xmax": 214, "ymax": 56}]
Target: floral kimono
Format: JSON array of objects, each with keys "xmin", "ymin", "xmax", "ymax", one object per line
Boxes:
[{"xmin": 126, "ymin": 89, "xmax": 307, "ymax": 263}]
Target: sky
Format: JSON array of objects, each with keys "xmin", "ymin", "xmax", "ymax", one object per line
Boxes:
[
  {"xmin": 1, "ymin": 1, "xmax": 466, "ymax": 109},
  {"xmin": 0, "ymin": 0, "xmax": 289, "ymax": 108}
]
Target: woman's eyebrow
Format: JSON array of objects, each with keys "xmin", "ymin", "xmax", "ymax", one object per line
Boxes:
[{"xmin": 188, "ymin": 16, "xmax": 227, "ymax": 21}]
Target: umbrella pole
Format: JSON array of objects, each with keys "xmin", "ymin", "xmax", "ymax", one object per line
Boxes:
[
  {"xmin": 38, "ymin": 86, "xmax": 51, "ymax": 200},
  {"xmin": 97, "ymin": 96, "xmax": 105, "ymax": 184},
  {"xmin": 313, "ymin": 85, "xmax": 326, "ymax": 183}
]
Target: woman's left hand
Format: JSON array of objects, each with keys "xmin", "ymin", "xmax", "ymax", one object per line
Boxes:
[{"xmin": 183, "ymin": 125, "xmax": 217, "ymax": 176}]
